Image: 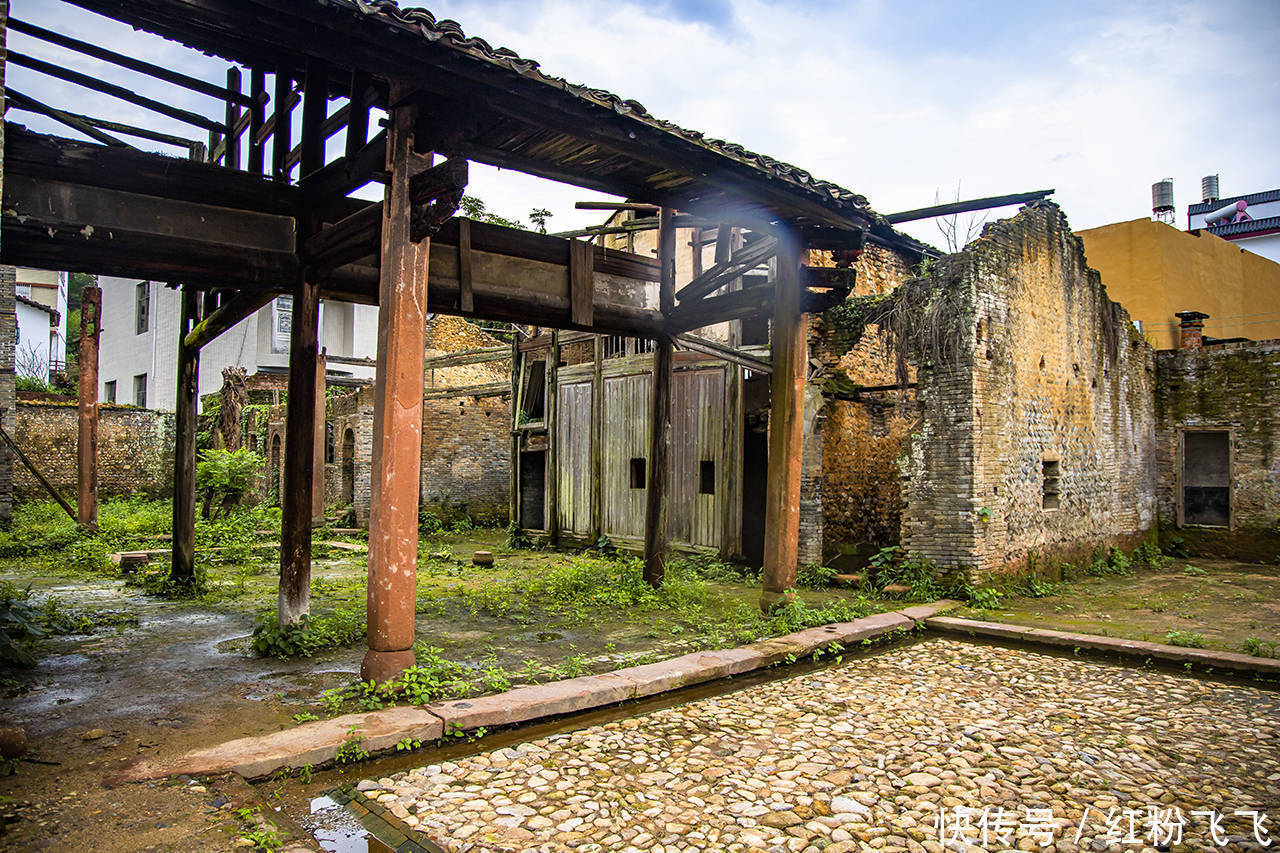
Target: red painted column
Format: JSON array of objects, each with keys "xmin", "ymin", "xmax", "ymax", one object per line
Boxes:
[{"xmin": 362, "ymin": 87, "xmax": 430, "ymax": 683}]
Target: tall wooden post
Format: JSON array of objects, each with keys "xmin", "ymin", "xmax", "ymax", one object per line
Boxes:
[
  {"xmin": 590, "ymin": 335, "xmax": 603, "ymax": 542},
  {"xmin": 362, "ymin": 85, "xmax": 431, "ymax": 683},
  {"xmin": 279, "ymin": 279, "xmax": 319, "ymax": 625},
  {"xmin": 546, "ymin": 331, "xmax": 560, "ymax": 545},
  {"xmin": 76, "ymin": 284, "xmax": 101, "ymax": 532},
  {"xmin": 643, "ymin": 207, "xmax": 677, "ymax": 587},
  {"xmin": 171, "ymin": 287, "xmax": 199, "ymax": 582},
  {"xmin": 760, "ymin": 228, "xmax": 807, "ymax": 608},
  {"xmin": 313, "ymin": 346, "xmax": 327, "ymax": 524}
]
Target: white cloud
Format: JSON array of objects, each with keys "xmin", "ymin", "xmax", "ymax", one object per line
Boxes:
[{"xmin": 7, "ymin": 0, "xmax": 1276, "ymax": 245}]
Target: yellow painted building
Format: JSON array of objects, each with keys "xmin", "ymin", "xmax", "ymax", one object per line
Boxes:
[{"xmin": 1076, "ymin": 218, "xmax": 1280, "ymax": 350}]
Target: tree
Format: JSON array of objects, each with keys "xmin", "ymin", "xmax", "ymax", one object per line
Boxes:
[
  {"xmin": 528, "ymin": 208, "xmax": 552, "ymax": 234},
  {"xmin": 934, "ymin": 183, "xmax": 989, "ymax": 254},
  {"xmin": 458, "ymin": 195, "xmax": 525, "ymax": 230}
]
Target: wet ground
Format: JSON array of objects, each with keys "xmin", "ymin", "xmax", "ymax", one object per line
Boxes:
[
  {"xmin": 950, "ymin": 557, "xmax": 1280, "ymax": 657},
  {"xmin": 349, "ymin": 638, "xmax": 1280, "ymax": 853},
  {"xmin": 0, "ymin": 527, "xmax": 886, "ymax": 851}
]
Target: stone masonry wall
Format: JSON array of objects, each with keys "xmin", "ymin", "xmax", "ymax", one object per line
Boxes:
[
  {"xmin": 810, "ymin": 244, "xmax": 917, "ymax": 564},
  {"xmin": 0, "ymin": 267, "xmax": 15, "ymax": 525},
  {"xmin": 13, "ymin": 402, "xmax": 175, "ymax": 501},
  {"xmin": 1154, "ymin": 339, "xmax": 1280, "ymax": 560},
  {"xmin": 904, "ymin": 203, "xmax": 1157, "ymax": 578}
]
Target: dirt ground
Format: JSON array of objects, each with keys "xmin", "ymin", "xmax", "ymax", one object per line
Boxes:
[
  {"xmin": 951, "ymin": 556, "xmax": 1280, "ymax": 656},
  {"xmin": 0, "ymin": 525, "xmax": 887, "ymax": 852}
]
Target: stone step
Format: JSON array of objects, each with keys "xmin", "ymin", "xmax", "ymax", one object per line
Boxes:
[
  {"xmin": 881, "ymin": 583, "xmax": 912, "ymax": 597},
  {"xmin": 833, "ymin": 573, "xmax": 863, "ymax": 586}
]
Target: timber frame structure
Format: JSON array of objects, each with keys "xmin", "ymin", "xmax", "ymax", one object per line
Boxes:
[{"xmin": 0, "ymin": 0, "xmax": 927, "ymax": 680}]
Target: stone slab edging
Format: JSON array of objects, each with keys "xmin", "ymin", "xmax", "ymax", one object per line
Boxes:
[
  {"xmin": 926, "ymin": 616, "xmax": 1280, "ymax": 678},
  {"xmin": 122, "ymin": 600, "xmax": 955, "ymax": 782}
]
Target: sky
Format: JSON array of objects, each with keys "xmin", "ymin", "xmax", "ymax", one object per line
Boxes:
[{"xmin": 6, "ymin": 0, "xmax": 1279, "ymax": 246}]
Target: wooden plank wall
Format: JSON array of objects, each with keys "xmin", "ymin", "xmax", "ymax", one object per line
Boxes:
[
  {"xmin": 554, "ymin": 356, "xmax": 731, "ymax": 550},
  {"xmin": 556, "ymin": 381, "xmax": 594, "ymax": 535}
]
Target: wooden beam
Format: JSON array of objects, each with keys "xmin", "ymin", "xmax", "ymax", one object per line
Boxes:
[
  {"xmin": 569, "ymin": 238, "xmax": 594, "ymax": 326},
  {"xmin": 301, "ymin": 131, "xmax": 386, "ymax": 214},
  {"xmin": 5, "ymin": 96, "xmax": 195, "ymax": 150},
  {"xmin": 6, "ymin": 17, "xmax": 253, "ymax": 106},
  {"xmin": 760, "ymin": 229, "xmax": 807, "ymax": 607},
  {"xmin": 223, "ymin": 67, "xmax": 242, "ymax": 169},
  {"xmin": 171, "ymin": 288, "xmax": 199, "ymax": 585},
  {"xmin": 421, "ymin": 382, "xmax": 510, "ymax": 400},
  {"xmin": 675, "ymin": 235, "xmax": 778, "ymax": 303},
  {"xmin": 675, "ymin": 333, "xmax": 771, "ymax": 375},
  {"xmin": 248, "ymin": 68, "xmax": 266, "ymax": 174},
  {"xmin": 345, "ymin": 71, "xmax": 373, "ymax": 160},
  {"xmin": 885, "ymin": 189, "xmax": 1055, "ymax": 224},
  {"xmin": 299, "ymin": 58, "xmax": 328, "ymax": 179},
  {"xmin": 7, "ymin": 50, "xmax": 223, "ymax": 133},
  {"xmin": 422, "ymin": 345, "xmax": 508, "ymax": 370},
  {"xmin": 575, "ymin": 201, "xmax": 660, "ymax": 213},
  {"xmin": 643, "ymin": 206, "xmax": 677, "ymax": 587},
  {"xmin": 4, "ymin": 89, "xmax": 131, "ymax": 148},
  {"xmin": 667, "ymin": 285, "xmax": 774, "ymax": 335},
  {"xmin": 272, "ymin": 67, "xmax": 293, "ymax": 180},
  {"xmin": 0, "ymin": 423, "xmax": 76, "ymax": 522},
  {"xmin": 77, "ymin": 285, "xmax": 101, "ymax": 532}
]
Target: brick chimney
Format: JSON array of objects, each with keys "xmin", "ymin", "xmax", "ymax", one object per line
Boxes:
[{"xmin": 1175, "ymin": 311, "xmax": 1209, "ymax": 349}]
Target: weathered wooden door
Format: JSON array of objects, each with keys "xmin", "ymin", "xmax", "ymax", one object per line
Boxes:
[{"xmin": 556, "ymin": 381, "xmax": 594, "ymax": 535}]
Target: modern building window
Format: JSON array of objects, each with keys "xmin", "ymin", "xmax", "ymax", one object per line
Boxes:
[
  {"xmin": 15, "ymin": 282, "xmax": 30, "ymax": 299},
  {"xmin": 699, "ymin": 460, "xmax": 716, "ymax": 495},
  {"xmin": 271, "ymin": 296, "xmax": 293, "ymax": 354},
  {"xmin": 629, "ymin": 457, "xmax": 647, "ymax": 489},
  {"xmin": 1042, "ymin": 459, "xmax": 1061, "ymax": 510},
  {"xmin": 103, "ymin": 380, "xmax": 116, "ymax": 404},
  {"xmin": 135, "ymin": 282, "xmax": 150, "ymax": 334},
  {"xmin": 133, "ymin": 373, "xmax": 147, "ymax": 408}
]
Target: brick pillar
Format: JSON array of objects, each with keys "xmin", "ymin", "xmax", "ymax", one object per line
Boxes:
[
  {"xmin": 0, "ymin": 4, "xmax": 12, "ymax": 527},
  {"xmin": 797, "ymin": 388, "xmax": 825, "ymax": 568},
  {"xmin": 1176, "ymin": 311, "xmax": 1208, "ymax": 350}
]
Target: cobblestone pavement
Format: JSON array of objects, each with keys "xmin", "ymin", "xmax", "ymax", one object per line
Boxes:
[{"xmin": 355, "ymin": 639, "xmax": 1280, "ymax": 853}]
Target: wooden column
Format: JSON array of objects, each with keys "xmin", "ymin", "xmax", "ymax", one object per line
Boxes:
[
  {"xmin": 313, "ymin": 346, "xmax": 326, "ymax": 524},
  {"xmin": 170, "ymin": 287, "xmax": 199, "ymax": 582},
  {"xmin": 279, "ymin": 277, "xmax": 319, "ymax": 625},
  {"xmin": 643, "ymin": 207, "xmax": 677, "ymax": 587},
  {"xmin": 508, "ymin": 336, "xmax": 520, "ymax": 527},
  {"xmin": 761, "ymin": 228, "xmax": 807, "ymax": 607},
  {"xmin": 362, "ymin": 86, "xmax": 431, "ymax": 683},
  {"xmin": 76, "ymin": 284, "xmax": 100, "ymax": 532},
  {"xmin": 546, "ymin": 331, "xmax": 560, "ymax": 545},
  {"xmin": 590, "ymin": 335, "xmax": 603, "ymax": 542}
]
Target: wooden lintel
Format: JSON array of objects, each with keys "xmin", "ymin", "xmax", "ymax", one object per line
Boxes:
[
  {"xmin": 301, "ymin": 129, "xmax": 387, "ymax": 214},
  {"xmin": 422, "ymin": 382, "xmax": 510, "ymax": 400},
  {"xmin": 185, "ymin": 291, "xmax": 276, "ymax": 350},
  {"xmin": 667, "ymin": 285, "xmax": 775, "ymax": 335},
  {"xmin": 674, "ymin": 333, "xmax": 771, "ymax": 375},
  {"xmin": 423, "ymin": 346, "xmax": 508, "ymax": 369}
]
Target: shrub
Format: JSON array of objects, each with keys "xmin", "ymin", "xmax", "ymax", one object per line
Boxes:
[
  {"xmin": 796, "ymin": 563, "xmax": 838, "ymax": 589},
  {"xmin": 968, "ymin": 586, "xmax": 1003, "ymax": 610},
  {"xmin": 196, "ymin": 448, "xmax": 264, "ymax": 520},
  {"xmin": 0, "ymin": 583, "xmax": 46, "ymax": 667},
  {"xmin": 1132, "ymin": 541, "xmax": 1168, "ymax": 569},
  {"xmin": 1242, "ymin": 637, "xmax": 1277, "ymax": 658},
  {"xmin": 1164, "ymin": 630, "xmax": 1206, "ymax": 649},
  {"xmin": 250, "ymin": 608, "xmax": 364, "ymax": 657},
  {"xmin": 1015, "ymin": 576, "xmax": 1054, "ymax": 598}
]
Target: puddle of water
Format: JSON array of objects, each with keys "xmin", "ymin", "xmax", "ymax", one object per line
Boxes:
[{"xmin": 304, "ymin": 795, "xmax": 381, "ymax": 853}]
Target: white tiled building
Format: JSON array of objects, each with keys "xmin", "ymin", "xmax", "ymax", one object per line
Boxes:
[{"xmin": 97, "ymin": 278, "xmax": 378, "ymax": 410}]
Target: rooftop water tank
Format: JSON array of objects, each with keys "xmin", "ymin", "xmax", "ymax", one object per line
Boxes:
[
  {"xmin": 1152, "ymin": 179, "xmax": 1175, "ymax": 219},
  {"xmin": 1202, "ymin": 174, "xmax": 1220, "ymax": 203}
]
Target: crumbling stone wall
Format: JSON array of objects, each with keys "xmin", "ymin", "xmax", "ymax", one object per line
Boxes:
[
  {"xmin": 1155, "ymin": 339, "xmax": 1280, "ymax": 560},
  {"xmin": 326, "ymin": 386, "xmax": 374, "ymax": 525},
  {"xmin": 903, "ymin": 203, "xmax": 1157, "ymax": 577},
  {"xmin": 810, "ymin": 245, "xmax": 917, "ymax": 564},
  {"xmin": 13, "ymin": 402, "xmax": 175, "ymax": 500}
]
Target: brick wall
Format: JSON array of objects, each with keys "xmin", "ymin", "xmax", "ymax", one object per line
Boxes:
[
  {"xmin": 810, "ymin": 245, "xmax": 917, "ymax": 564},
  {"xmin": 13, "ymin": 402, "xmax": 175, "ymax": 501},
  {"xmin": 903, "ymin": 203, "xmax": 1158, "ymax": 578},
  {"xmin": 1154, "ymin": 339, "xmax": 1280, "ymax": 560}
]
